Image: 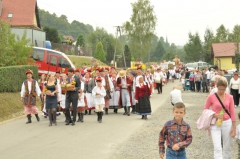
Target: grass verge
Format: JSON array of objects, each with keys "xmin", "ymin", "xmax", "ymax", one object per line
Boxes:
[{"xmin": 0, "ymin": 92, "xmax": 41, "ymax": 122}]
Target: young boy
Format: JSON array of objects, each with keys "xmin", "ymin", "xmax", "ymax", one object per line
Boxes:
[
  {"xmin": 159, "ymin": 102, "xmax": 192, "ymax": 159},
  {"xmin": 92, "ymin": 76, "xmax": 106, "ymax": 123},
  {"xmin": 235, "ymin": 112, "xmax": 240, "ymax": 158}
]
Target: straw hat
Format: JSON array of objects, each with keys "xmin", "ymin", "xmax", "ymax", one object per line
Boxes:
[{"xmin": 118, "ymin": 70, "xmax": 126, "ymax": 77}]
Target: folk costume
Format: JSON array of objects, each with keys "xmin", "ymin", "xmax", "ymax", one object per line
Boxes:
[
  {"xmin": 117, "ymin": 70, "xmax": 132, "ymax": 116},
  {"xmin": 77, "ymin": 92, "xmax": 88, "ymax": 122},
  {"xmin": 44, "ymin": 80, "xmax": 58, "ymax": 126},
  {"xmin": 109, "ymin": 75, "xmax": 121, "ymax": 113},
  {"xmin": 20, "ymin": 69, "xmax": 41, "ymax": 124},
  {"xmin": 84, "ymin": 72, "xmax": 95, "ymax": 115},
  {"xmin": 135, "ymin": 80, "xmax": 152, "ymax": 119},
  {"xmin": 130, "ymin": 72, "xmax": 136, "ymax": 114},
  {"xmin": 103, "ymin": 68, "xmax": 114, "ymax": 115},
  {"xmin": 92, "ymin": 77, "xmax": 106, "ymax": 123},
  {"xmin": 60, "ymin": 79, "xmax": 67, "ymax": 115}
]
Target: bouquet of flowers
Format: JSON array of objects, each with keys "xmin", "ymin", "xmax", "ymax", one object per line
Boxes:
[{"xmin": 61, "ymin": 78, "xmax": 76, "ymax": 91}]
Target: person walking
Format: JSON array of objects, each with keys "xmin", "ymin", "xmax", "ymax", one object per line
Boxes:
[
  {"xmin": 154, "ymin": 68, "xmax": 163, "ymax": 94},
  {"xmin": 135, "ymin": 76, "xmax": 152, "ymax": 120},
  {"xmin": 229, "ymin": 71, "xmax": 240, "ymax": 108},
  {"xmin": 77, "ymin": 91, "xmax": 88, "ymax": 122},
  {"xmin": 109, "ymin": 72, "xmax": 121, "ymax": 113},
  {"xmin": 65, "ymin": 68, "xmax": 81, "ymax": 126},
  {"xmin": 202, "ymin": 70, "xmax": 209, "ymax": 93},
  {"xmin": 60, "ymin": 74, "xmax": 68, "ymax": 121},
  {"xmin": 159, "ymin": 102, "xmax": 192, "ymax": 159},
  {"xmin": 170, "ymin": 87, "xmax": 183, "ymax": 106},
  {"xmin": 103, "ymin": 67, "xmax": 114, "ymax": 115},
  {"xmin": 189, "ymin": 71, "xmax": 195, "ymax": 92},
  {"xmin": 43, "ymin": 74, "xmax": 59, "ymax": 126},
  {"xmin": 195, "ymin": 70, "xmax": 203, "ymax": 92},
  {"xmin": 204, "ymin": 77, "xmax": 236, "ymax": 159},
  {"xmin": 20, "ymin": 69, "xmax": 41, "ymax": 124},
  {"xmin": 92, "ymin": 76, "xmax": 106, "ymax": 123},
  {"xmin": 117, "ymin": 70, "xmax": 132, "ymax": 116},
  {"xmin": 84, "ymin": 70, "xmax": 95, "ymax": 115}
]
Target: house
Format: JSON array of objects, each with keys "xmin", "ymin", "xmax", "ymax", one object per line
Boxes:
[
  {"xmin": 211, "ymin": 43, "xmax": 238, "ymax": 70},
  {"xmin": 63, "ymin": 35, "xmax": 75, "ymax": 44},
  {"xmin": 0, "ymin": 0, "xmax": 46, "ymax": 47}
]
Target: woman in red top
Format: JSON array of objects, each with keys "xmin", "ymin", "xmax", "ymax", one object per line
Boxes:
[{"xmin": 135, "ymin": 76, "xmax": 152, "ymax": 120}]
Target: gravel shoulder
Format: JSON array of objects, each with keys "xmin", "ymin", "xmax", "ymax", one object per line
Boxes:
[{"xmin": 110, "ymin": 85, "xmax": 238, "ymax": 159}]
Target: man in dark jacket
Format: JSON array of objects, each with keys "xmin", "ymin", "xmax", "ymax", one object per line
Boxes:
[{"xmin": 65, "ymin": 68, "xmax": 81, "ymax": 126}]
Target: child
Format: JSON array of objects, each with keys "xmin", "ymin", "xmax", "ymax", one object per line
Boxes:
[
  {"xmin": 235, "ymin": 112, "xmax": 240, "ymax": 159},
  {"xmin": 77, "ymin": 91, "xmax": 88, "ymax": 122},
  {"xmin": 159, "ymin": 102, "xmax": 192, "ymax": 159},
  {"xmin": 92, "ymin": 76, "xmax": 106, "ymax": 123},
  {"xmin": 181, "ymin": 75, "xmax": 185, "ymax": 91}
]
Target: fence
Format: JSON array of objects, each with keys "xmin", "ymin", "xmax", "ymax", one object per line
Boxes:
[{"xmin": 51, "ymin": 43, "xmax": 93, "ymax": 57}]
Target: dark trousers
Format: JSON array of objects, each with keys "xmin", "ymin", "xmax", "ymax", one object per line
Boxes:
[
  {"xmin": 156, "ymin": 83, "xmax": 162, "ymax": 93},
  {"xmin": 195, "ymin": 81, "xmax": 201, "ymax": 92},
  {"xmin": 231, "ymin": 88, "xmax": 239, "ymax": 106},
  {"xmin": 202, "ymin": 81, "xmax": 209, "ymax": 92},
  {"xmin": 190, "ymin": 81, "xmax": 195, "ymax": 91},
  {"xmin": 65, "ymin": 96, "xmax": 78, "ymax": 122}
]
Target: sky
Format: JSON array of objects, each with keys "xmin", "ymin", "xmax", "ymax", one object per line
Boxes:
[{"xmin": 37, "ymin": 0, "xmax": 240, "ymax": 46}]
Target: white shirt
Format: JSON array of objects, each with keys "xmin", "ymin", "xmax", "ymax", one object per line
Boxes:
[
  {"xmin": 20, "ymin": 80, "xmax": 41, "ymax": 97},
  {"xmin": 205, "ymin": 70, "xmax": 211, "ymax": 79},
  {"xmin": 106, "ymin": 75, "xmax": 114, "ymax": 91},
  {"xmin": 235, "ymin": 124, "xmax": 240, "ymax": 140},
  {"xmin": 92, "ymin": 86, "xmax": 106, "ymax": 105},
  {"xmin": 170, "ymin": 89, "xmax": 183, "ymax": 104},
  {"xmin": 154, "ymin": 71, "xmax": 163, "ymax": 80}
]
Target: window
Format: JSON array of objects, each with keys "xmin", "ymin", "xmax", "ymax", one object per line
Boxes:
[
  {"xmin": 50, "ymin": 56, "xmax": 57, "ymax": 66},
  {"xmin": 32, "ymin": 49, "xmax": 44, "ymax": 62},
  {"xmin": 58, "ymin": 57, "xmax": 70, "ymax": 68},
  {"xmin": 203, "ymin": 62, "xmax": 208, "ymax": 66}
]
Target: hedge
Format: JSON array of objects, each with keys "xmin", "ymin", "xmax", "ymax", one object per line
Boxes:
[{"xmin": 0, "ymin": 65, "xmax": 38, "ymax": 92}]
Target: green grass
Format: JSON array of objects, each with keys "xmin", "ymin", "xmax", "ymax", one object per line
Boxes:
[
  {"xmin": 67, "ymin": 55, "xmax": 108, "ymax": 68},
  {"xmin": 0, "ymin": 92, "xmax": 41, "ymax": 122}
]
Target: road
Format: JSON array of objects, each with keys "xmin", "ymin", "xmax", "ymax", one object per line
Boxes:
[{"xmin": 0, "ymin": 82, "xmax": 176, "ymax": 159}]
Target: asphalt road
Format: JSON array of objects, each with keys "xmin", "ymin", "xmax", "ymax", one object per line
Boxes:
[{"xmin": 0, "ymin": 82, "xmax": 175, "ymax": 159}]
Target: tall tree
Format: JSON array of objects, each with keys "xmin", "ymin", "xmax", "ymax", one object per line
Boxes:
[
  {"xmin": 215, "ymin": 24, "xmax": 229, "ymax": 42},
  {"xmin": 43, "ymin": 26, "xmax": 61, "ymax": 43},
  {"xmin": 123, "ymin": 0, "xmax": 157, "ymax": 60},
  {"xmin": 151, "ymin": 40, "xmax": 165, "ymax": 61},
  {"xmin": 203, "ymin": 28, "xmax": 215, "ymax": 63},
  {"xmin": 94, "ymin": 42, "xmax": 106, "ymax": 62},
  {"xmin": 184, "ymin": 32, "xmax": 202, "ymax": 62},
  {"xmin": 124, "ymin": 45, "xmax": 131, "ymax": 62},
  {"xmin": 76, "ymin": 34, "xmax": 85, "ymax": 47}
]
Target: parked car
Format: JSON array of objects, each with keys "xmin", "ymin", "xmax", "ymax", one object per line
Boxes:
[
  {"xmin": 194, "ymin": 62, "xmax": 212, "ymax": 70},
  {"xmin": 29, "ymin": 47, "xmax": 75, "ymax": 76},
  {"xmin": 185, "ymin": 63, "xmax": 198, "ymax": 71}
]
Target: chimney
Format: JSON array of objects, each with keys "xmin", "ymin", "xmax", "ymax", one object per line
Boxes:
[{"xmin": 0, "ymin": 0, "xmax": 2, "ymax": 16}]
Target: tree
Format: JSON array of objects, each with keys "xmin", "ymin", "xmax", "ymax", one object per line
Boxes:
[
  {"xmin": 94, "ymin": 42, "xmax": 106, "ymax": 62},
  {"xmin": 76, "ymin": 34, "xmax": 85, "ymax": 47},
  {"xmin": 184, "ymin": 32, "xmax": 202, "ymax": 62},
  {"xmin": 161, "ymin": 43, "xmax": 176, "ymax": 61},
  {"xmin": 215, "ymin": 24, "xmax": 229, "ymax": 42},
  {"xmin": 151, "ymin": 40, "xmax": 165, "ymax": 61},
  {"xmin": 0, "ymin": 20, "xmax": 33, "ymax": 66},
  {"xmin": 123, "ymin": 0, "xmax": 157, "ymax": 60},
  {"xmin": 124, "ymin": 45, "xmax": 131, "ymax": 62},
  {"xmin": 43, "ymin": 26, "xmax": 61, "ymax": 43},
  {"xmin": 203, "ymin": 28, "xmax": 215, "ymax": 63}
]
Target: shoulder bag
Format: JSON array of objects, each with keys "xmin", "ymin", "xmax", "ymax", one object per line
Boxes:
[{"xmin": 214, "ymin": 93, "xmax": 231, "ymax": 118}]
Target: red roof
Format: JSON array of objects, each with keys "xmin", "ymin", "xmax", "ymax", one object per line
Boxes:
[
  {"xmin": 0, "ymin": 0, "xmax": 41, "ymax": 30},
  {"xmin": 212, "ymin": 43, "xmax": 237, "ymax": 57}
]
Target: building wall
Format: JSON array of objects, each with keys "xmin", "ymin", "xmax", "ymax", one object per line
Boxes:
[
  {"xmin": 11, "ymin": 28, "xmax": 46, "ymax": 47},
  {"xmin": 214, "ymin": 57, "xmax": 235, "ymax": 70}
]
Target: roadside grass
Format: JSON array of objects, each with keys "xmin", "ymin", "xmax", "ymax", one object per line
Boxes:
[
  {"xmin": 67, "ymin": 55, "xmax": 108, "ymax": 68},
  {"xmin": 0, "ymin": 92, "xmax": 41, "ymax": 122}
]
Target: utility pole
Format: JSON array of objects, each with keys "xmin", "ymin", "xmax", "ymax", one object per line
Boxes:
[{"xmin": 113, "ymin": 26, "xmax": 126, "ymax": 69}]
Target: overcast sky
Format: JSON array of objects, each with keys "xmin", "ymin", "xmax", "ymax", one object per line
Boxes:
[{"xmin": 37, "ymin": 0, "xmax": 240, "ymax": 46}]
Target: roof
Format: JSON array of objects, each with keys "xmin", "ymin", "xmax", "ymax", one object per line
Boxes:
[
  {"xmin": 211, "ymin": 43, "xmax": 237, "ymax": 57},
  {"xmin": 0, "ymin": 0, "xmax": 41, "ymax": 30},
  {"xmin": 63, "ymin": 35, "xmax": 75, "ymax": 42}
]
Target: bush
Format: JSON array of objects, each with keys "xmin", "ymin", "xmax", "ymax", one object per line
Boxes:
[{"xmin": 0, "ymin": 65, "xmax": 38, "ymax": 92}]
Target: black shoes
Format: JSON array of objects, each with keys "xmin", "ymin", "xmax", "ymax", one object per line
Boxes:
[
  {"xmin": 26, "ymin": 114, "xmax": 32, "ymax": 124},
  {"xmin": 77, "ymin": 113, "xmax": 81, "ymax": 122},
  {"xmin": 123, "ymin": 106, "xmax": 127, "ymax": 115},
  {"xmin": 72, "ymin": 121, "xmax": 75, "ymax": 126},
  {"xmin": 127, "ymin": 107, "xmax": 130, "ymax": 116},
  {"xmin": 35, "ymin": 114, "xmax": 40, "ymax": 122},
  {"xmin": 105, "ymin": 108, "xmax": 108, "ymax": 115}
]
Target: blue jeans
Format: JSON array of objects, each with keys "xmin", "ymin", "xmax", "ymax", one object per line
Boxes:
[{"xmin": 166, "ymin": 147, "xmax": 186, "ymax": 159}]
